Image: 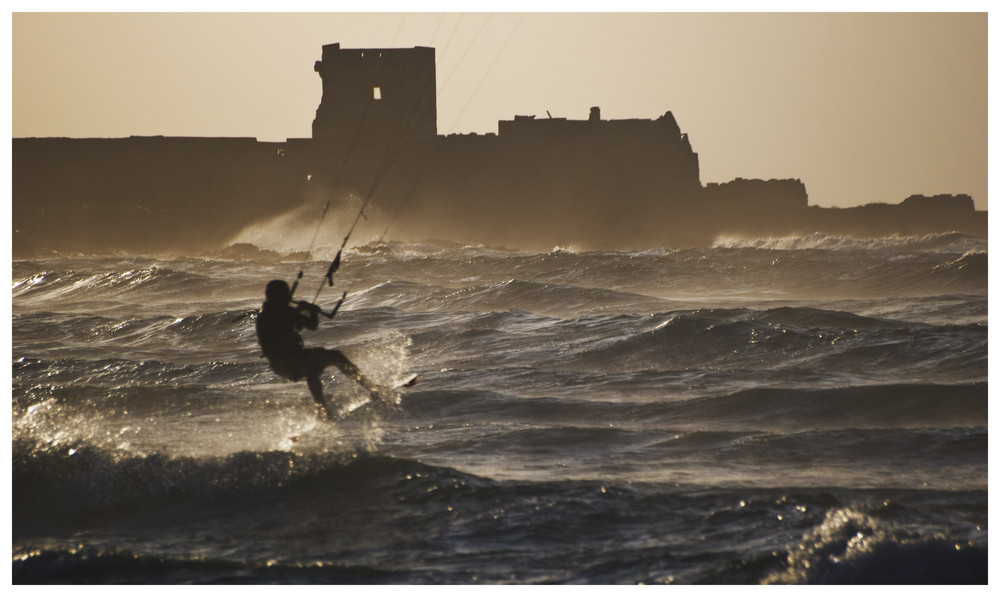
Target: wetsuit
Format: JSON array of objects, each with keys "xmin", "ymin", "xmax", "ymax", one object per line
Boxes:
[{"xmin": 256, "ymin": 289, "xmax": 379, "ymax": 416}]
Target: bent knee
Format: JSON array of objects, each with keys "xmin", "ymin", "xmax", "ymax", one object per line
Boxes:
[{"xmin": 268, "ymin": 359, "xmax": 303, "ymax": 381}]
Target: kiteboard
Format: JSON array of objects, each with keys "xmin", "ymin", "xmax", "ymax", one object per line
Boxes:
[
  {"xmin": 395, "ymin": 374, "xmax": 419, "ymax": 389},
  {"xmin": 318, "ymin": 373, "xmax": 418, "ymax": 420},
  {"xmin": 288, "ymin": 374, "xmax": 418, "ymax": 441}
]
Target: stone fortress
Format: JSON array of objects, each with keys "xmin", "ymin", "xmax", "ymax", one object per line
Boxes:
[{"xmin": 12, "ymin": 43, "xmax": 985, "ymax": 257}]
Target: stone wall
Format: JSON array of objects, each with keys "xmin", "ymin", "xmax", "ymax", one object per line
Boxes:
[{"xmin": 312, "ymin": 43, "xmax": 437, "ymax": 146}]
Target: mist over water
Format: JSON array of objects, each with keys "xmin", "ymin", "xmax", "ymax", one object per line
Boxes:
[{"xmin": 12, "ymin": 231, "xmax": 987, "ymax": 584}]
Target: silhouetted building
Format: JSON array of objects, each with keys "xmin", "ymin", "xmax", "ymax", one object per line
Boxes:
[
  {"xmin": 11, "ymin": 43, "xmax": 986, "ymax": 256},
  {"xmin": 702, "ymin": 178, "xmax": 809, "ymax": 211},
  {"xmin": 312, "ymin": 43, "xmax": 437, "ymax": 145},
  {"xmin": 901, "ymin": 194, "xmax": 975, "ymax": 213}
]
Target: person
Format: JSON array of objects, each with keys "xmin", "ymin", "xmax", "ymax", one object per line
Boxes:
[{"xmin": 255, "ymin": 279, "xmax": 381, "ymax": 418}]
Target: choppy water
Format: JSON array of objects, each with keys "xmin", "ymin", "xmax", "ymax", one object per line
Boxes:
[{"xmin": 11, "ymin": 232, "xmax": 988, "ymax": 583}]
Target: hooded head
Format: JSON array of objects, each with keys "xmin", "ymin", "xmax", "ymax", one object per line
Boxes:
[{"xmin": 265, "ymin": 279, "xmax": 292, "ymax": 304}]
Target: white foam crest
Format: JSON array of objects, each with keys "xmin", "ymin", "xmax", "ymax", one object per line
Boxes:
[
  {"xmin": 712, "ymin": 231, "xmax": 985, "ymax": 253},
  {"xmin": 14, "ymin": 397, "xmax": 144, "ymax": 456}
]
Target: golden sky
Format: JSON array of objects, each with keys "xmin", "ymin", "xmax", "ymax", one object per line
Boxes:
[{"xmin": 11, "ymin": 10, "xmax": 989, "ymax": 209}]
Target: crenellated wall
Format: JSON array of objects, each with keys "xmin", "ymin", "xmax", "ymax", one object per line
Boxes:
[{"xmin": 312, "ymin": 43, "xmax": 437, "ymax": 146}]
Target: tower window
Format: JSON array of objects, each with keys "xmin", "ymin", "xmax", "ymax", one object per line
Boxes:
[{"xmin": 373, "ymin": 86, "xmax": 382, "ymax": 100}]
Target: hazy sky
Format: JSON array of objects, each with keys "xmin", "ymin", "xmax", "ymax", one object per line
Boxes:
[{"xmin": 11, "ymin": 10, "xmax": 989, "ymax": 209}]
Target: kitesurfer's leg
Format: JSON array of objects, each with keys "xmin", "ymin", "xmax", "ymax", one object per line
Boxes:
[
  {"xmin": 306, "ymin": 374, "xmax": 336, "ymax": 419},
  {"xmin": 324, "ymin": 348, "xmax": 382, "ymax": 396}
]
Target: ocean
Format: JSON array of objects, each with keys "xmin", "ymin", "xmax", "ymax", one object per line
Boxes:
[{"xmin": 11, "ymin": 232, "xmax": 988, "ymax": 584}]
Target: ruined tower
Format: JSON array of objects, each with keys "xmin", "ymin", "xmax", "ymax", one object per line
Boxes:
[{"xmin": 312, "ymin": 43, "xmax": 437, "ymax": 146}]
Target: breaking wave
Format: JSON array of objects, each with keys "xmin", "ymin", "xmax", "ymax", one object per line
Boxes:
[{"xmin": 712, "ymin": 231, "xmax": 986, "ymax": 253}]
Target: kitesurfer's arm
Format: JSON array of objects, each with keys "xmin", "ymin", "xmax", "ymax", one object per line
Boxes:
[{"xmin": 294, "ymin": 300, "xmax": 321, "ymax": 331}]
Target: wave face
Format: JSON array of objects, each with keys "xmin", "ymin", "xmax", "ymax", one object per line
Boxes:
[{"xmin": 11, "ymin": 232, "xmax": 987, "ymax": 584}]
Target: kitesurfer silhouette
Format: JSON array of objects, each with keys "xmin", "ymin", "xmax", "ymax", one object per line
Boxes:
[{"xmin": 256, "ymin": 279, "xmax": 381, "ymax": 418}]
